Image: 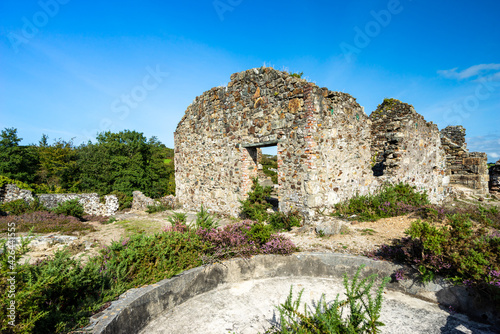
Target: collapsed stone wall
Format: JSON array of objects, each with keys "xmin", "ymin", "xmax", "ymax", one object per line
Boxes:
[
  {"xmin": 131, "ymin": 191, "xmax": 176, "ymax": 211},
  {"xmin": 0, "ymin": 184, "xmax": 35, "ymax": 203},
  {"xmin": 490, "ymin": 160, "xmax": 500, "ymax": 194},
  {"xmin": 0, "ymin": 184, "xmax": 119, "ymax": 216},
  {"xmin": 175, "ymin": 68, "xmax": 453, "ymax": 218},
  {"xmin": 440, "ymin": 126, "xmax": 489, "ymax": 194},
  {"xmin": 369, "ymin": 99, "xmax": 448, "ymax": 203},
  {"xmin": 175, "ymin": 68, "xmax": 378, "ymax": 217}
]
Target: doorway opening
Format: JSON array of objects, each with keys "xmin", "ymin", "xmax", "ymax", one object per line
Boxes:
[{"xmin": 242, "ymin": 141, "xmax": 279, "ymax": 211}]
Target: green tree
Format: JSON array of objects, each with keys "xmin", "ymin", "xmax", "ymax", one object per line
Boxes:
[
  {"xmin": 0, "ymin": 128, "xmax": 38, "ymax": 183},
  {"xmin": 77, "ymin": 130, "xmax": 174, "ymax": 197},
  {"xmin": 36, "ymin": 135, "xmax": 79, "ymax": 191}
]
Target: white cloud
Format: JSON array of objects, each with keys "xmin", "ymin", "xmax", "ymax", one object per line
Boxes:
[
  {"xmin": 466, "ymin": 134, "xmax": 500, "ymax": 162},
  {"xmin": 438, "ymin": 63, "xmax": 500, "ymax": 80}
]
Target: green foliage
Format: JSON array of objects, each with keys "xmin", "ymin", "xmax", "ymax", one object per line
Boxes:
[
  {"xmin": 52, "ymin": 199, "xmax": 84, "ymax": 218},
  {"xmin": 240, "ymin": 178, "xmax": 273, "ymax": 223},
  {"xmin": 146, "ymin": 203, "xmax": 170, "ymax": 214},
  {"xmin": 268, "ymin": 210, "xmax": 302, "ymax": 231},
  {"xmin": 246, "ymin": 222, "xmax": 273, "ymax": 243},
  {"xmin": 0, "ymin": 229, "xmax": 208, "ymax": 333},
  {"xmin": 109, "ymin": 190, "xmax": 133, "ymax": 211},
  {"xmin": 0, "ymin": 175, "xmax": 33, "ymax": 192},
  {"xmin": 195, "ymin": 205, "xmax": 219, "ymax": 230},
  {"xmin": 261, "ymin": 154, "xmax": 278, "ymax": 184},
  {"xmin": 0, "ymin": 128, "xmax": 39, "ymax": 184},
  {"xmin": 36, "ymin": 136, "xmax": 79, "ymax": 191},
  {"xmin": 0, "ymin": 198, "xmax": 47, "ymax": 216},
  {"xmin": 371, "ymin": 214, "xmax": 500, "ymax": 290},
  {"xmin": 266, "ymin": 265, "xmax": 389, "ymax": 334},
  {"xmin": 77, "ymin": 130, "xmax": 175, "ymax": 198},
  {"xmin": 333, "ymin": 183, "xmax": 429, "ymax": 221},
  {"xmin": 289, "ymin": 71, "xmax": 304, "ymax": 78},
  {"xmin": 167, "ymin": 212, "xmax": 187, "ymax": 225},
  {"xmin": 0, "ymin": 218, "xmax": 298, "ymax": 333}
]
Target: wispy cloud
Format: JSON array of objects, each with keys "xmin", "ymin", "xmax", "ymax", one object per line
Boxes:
[
  {"xmin": 438, "ymin": 63, "xmax": 500, "ymax": 80},
  {"xmin": 467, "ymin": 134, "xmax": 500, "ymax": 162}
]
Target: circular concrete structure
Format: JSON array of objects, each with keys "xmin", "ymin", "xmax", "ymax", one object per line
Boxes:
[{"xmin": 86, "ymin": 253, "xmax": 497, "ymax": 333}]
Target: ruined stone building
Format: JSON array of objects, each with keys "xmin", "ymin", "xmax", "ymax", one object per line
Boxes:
[{"xmin": 174, "ymin": 67, "xmax": 489, "ymax": 218}]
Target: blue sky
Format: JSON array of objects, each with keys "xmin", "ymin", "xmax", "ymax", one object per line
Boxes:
[{"xmin": 1, "ymin": 0, "xmax": 499, "ymax": 161}]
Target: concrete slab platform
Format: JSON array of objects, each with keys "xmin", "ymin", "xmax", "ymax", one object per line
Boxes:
[{"xmin": 140, "ymin": 276, "xmax": 495, "ymax": 334}]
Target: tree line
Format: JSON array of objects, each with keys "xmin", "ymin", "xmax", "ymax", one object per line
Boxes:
[{"xmin": 0, "ymin": 128, "xmax": 175, "ymax": 198}]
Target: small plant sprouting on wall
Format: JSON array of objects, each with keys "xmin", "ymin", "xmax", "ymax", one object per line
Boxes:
[{"xmin": 289, "ymin": 71, "xmax": 304, "ymax": 78}]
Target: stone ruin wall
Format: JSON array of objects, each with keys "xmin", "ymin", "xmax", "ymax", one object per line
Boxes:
[
  {"xmin": 175, "ymin": 67, "xmax": 452, "ymax": 218},
  {"xmin": 0, "ymin": 184, "xmax": 119, "ymax": 216},
  {"xmin": 440, "ymin": 126, "xmax": 489, "ymax": 194},
  {"xmin": 370, "ymin": 100, "xmax": 448, "ymax": 203},
  {"xmin": 175, "ymin": 68, "xmax": 378, "ymax": 217},
  {"xmin": 490, "ymin": 161, "xmax": 500, "ymax": 194}
]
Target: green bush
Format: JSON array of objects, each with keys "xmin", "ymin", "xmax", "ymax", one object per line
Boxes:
[
  {"xmin": 268, "ymin": 210, "xmax": 302, "ymax": 231},
  {"xmin": 0, "ymin": 175, "xmax": 33, "ymax": 191},
  {"xmin": 240, "ymin": 178, "xmax": 273, "ymax": 223},
  {"xmin": 0, "ymin": 198, "xmax": 47, "ymax": 216},
  {"xmin": 195, "ymin": 205, "xmax": 219, "ymax": 230},
  {"xmin": 266, "ymin": 265, "xmax": 389, "ymax": 333},
  {"xmin": 0, "ymin": 216, "xmax": 299, "ymax": 333},
  {"xmin": 146, "ymin": 203, "xmax": 169, "ymax": 214},
  {"xmin": 109, "ymin": 190, "xmax": 133, "ymax": 211},
  {"xmin": 52, "ymin": 199, "xmax": 85, "ymax": 218},
  {"xmin": 369, "ymin": 214, "xmax": 500, "ymax": 289},
  {"xmin": 246, "ymin": 222, "xmax": 274, "ymax": 244},
  {"xmin": 333, "ymin": 183, "xmax": 429, "ymax": 221}
]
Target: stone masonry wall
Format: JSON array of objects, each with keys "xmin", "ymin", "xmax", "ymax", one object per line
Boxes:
[
  {"xmin": 0, "ymin": 184, "xmax": 119, "ymax": 216},
  {"xmin": 1, "ymin": 184, "xmax": 35, "ymax": 203},
  {"xmin": 175, "ymin": 68, "xmax": 472, "ymax": 218},
  {"xmin": 38, "ymin": 193, "xmax": 119, "ymax": 216},
  {"xmin": 175, "ymin": 68, "xmax": 380, "ymax": 217},
  {"xmin": 370, "ymin": 99, "xmax": 448, "ymax": 203},
  {"xmin": 440, "ymin": 126, "xmax": 489, "ymax": 194},
  {"xmin": 489, "ymin": 160, "xmax": 500, "ymax": 194}
]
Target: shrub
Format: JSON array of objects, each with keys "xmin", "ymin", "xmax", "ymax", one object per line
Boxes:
[
  {"xmin": 197, "ymin": 220, "xmax": 297, "ymax": 260},
  {"xmin": 333, "ymin": 183, "xmax": 429, "ymax": 221},
  {"xmin": 268, "ymin": 210, "xmax": 302, "ymax": 231},
  {"xmin": 0, "ymin": 211, "xmax": 94, "ymax": 234},
  {"xmin": 0, "ymin": 198, "xmax": 47, "ymax": 216},
  {"xmin": 247, "ymin": 222, "xmax": 273, "ymax": 243},
  {"xmin": 368, "ymin": 214, "xmax": 500, "ymax": 290},
  {"xmin": 195, "ymin": 205, "xmax": 219, "ymax": 230},
  {"xmin": 0, "ymin": 219, "xmax": 298, "ymax": 333},
  {"xmin": 109, "ymin": 190, "xmax": 132, "ymax": 211},
  {"xmin": 52, "ymin": 199, "xmax": 85, "ymax": 218},
  {"xmin": 266, "ymin": 265, "xmax": 389, "ymax": 333},
  {"xmin": 0, "ymin": 175, "xmax": 33, "ymax": 191},
  {"xmin": 240, "ymin": 178, "xmax": 273, "ymax": 223},
  {"xmin": 146, "ymin": 203, "xmax": 169, "ymax": 214}
]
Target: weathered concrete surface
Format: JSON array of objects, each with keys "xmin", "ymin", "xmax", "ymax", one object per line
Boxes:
[
  {"xmin": 140, "ymin": 277, "xmax": 495, "ymax": 334},
  {"xmin": 88, "ymin": 253, "xmax": 498, "ymax": 334}
]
